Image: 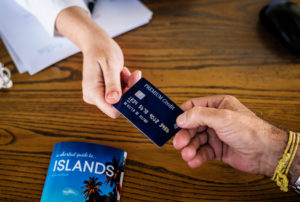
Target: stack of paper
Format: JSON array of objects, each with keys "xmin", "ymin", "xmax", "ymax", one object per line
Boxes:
[{"xmin": 0, "ymin": 0, "xmax": 152, "ymax": 75}]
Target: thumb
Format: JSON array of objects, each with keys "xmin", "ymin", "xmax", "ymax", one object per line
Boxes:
[
  {"xmin": 177, "ymin": 106, "xmax": 232, "ymax": 130},
  {"xmin": 98, "ymin": 60, "xmax": 122, "ymax": 104}
]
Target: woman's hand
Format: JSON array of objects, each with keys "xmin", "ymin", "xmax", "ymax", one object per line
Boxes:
[{"xmin": 56, "ymin": 6, "xmax": 141, "ymax": 118}]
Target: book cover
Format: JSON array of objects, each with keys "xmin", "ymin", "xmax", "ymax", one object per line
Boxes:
[{"xmin": 41, "ymin": 142, "xmax": 127, "ymax": 202}]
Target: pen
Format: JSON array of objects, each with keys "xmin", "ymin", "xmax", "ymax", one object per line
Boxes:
[{"xmin": 88, "ymin": 0, "xmax": 97, "ymax": 13}]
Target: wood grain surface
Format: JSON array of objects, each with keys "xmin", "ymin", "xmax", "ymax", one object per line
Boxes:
[{"xmin": 1, "ymin": 0, "xmax": 300, "ymax": 201}]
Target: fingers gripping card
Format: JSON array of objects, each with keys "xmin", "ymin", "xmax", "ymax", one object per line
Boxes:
[{"xmin": 113, "ymin": 78, "xmax": 183, "ymax": 147}]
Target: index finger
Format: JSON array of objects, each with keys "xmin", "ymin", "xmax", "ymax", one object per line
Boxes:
[{"xmin": 180, "ymin": 95, "xmax": 227, "ymax": 111}]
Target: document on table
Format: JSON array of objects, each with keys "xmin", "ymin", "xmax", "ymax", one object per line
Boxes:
[{"xmin": 0, "ymin": 0, "xmax": 152, "ymax": 75}]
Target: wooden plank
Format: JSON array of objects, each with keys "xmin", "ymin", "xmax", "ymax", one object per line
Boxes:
[{"xmin": 1, "ymin": 0, "xmax": 300, "ymax": 201}]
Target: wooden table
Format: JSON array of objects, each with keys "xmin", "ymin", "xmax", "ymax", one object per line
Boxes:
[{"xmin": 1, "ymin": 0, "xmax": 300, "ymax": 201}]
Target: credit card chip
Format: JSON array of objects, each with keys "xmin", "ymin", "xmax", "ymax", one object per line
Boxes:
[{"xmin": 135, "ymin": 90, "xmax": 145, "ymax": 100}]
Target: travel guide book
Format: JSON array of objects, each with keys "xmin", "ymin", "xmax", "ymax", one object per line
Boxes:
[{"xmin": 41, "ymin": 142, "xmax": 127, "ymax": 202}]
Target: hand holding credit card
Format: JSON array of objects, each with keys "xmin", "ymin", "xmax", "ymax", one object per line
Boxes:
[{"xmin": 113, "ymin": 78, "xmax": 183, "ymax": 147}]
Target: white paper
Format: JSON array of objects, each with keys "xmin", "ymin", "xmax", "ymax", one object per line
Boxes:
[
  {"xmin": 0, "ymin": 0, "xmax": 152, "ymax": 75},
  {"xmin": 92, "ymin": 0, "xmax": 152, "ymax": 37}
]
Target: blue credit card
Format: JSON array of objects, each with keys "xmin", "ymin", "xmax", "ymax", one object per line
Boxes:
[{"xmin": 113, "ymin": 78, "xmax": 183, "ymax": 147}]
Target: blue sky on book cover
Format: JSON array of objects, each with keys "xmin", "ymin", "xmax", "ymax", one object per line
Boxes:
[{"xmin": 41, "ymin": 142, "xmax": 127, "ymax": 202}]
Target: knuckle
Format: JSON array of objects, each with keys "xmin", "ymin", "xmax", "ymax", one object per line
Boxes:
[
  {"xmin": 193, "ymin": 106, "xmax": 203, "ymax": 114},
  {"xmin": 99, "ymin": 56, "xmax": 123, "ymax": 72},
  {"xmin": 97, "ymin": 57, "xmax": 108, "ymax": 70},
  {"xmin": 201, "ymin": 150, "xmax": 208, "ymax": 162},
  {"xmin": 188, "ymin": 106, "xmax": 202, "ymax": 120},
  {"xmin": 82, "ymin": 95, "xmax": 90, "ymax": 104},
  {"xmin": 82, "ymin": 86, "xmax": 94, "ymax": 105},
  {"xmin": 220, "ymin": 109, "xmax": 234, "ymax": 124},
  {"xmin": 111, "ymin": 114, "xmax": 119, "ymax": 119},
  {"xmin": 223, "ymin": 95, "xmax": 237, "ymax": 102},
  {"xmin": 193, "ymin": 135, "xmax": 201, "ymax": 148},
  {"xmin": 108, "ymin": 111, "xmax": 119, "ymax": 119},
  {"xmin": 207, "ymin": 147, "xmax": 215, "ymax": 160},
  {"xmin": 223, "ymin": 109, "xmax": 233, "ymax": 119},
  {"xmin": 82, "ymin": 92, "xmax": 92, "ymax": 104},
  {"xmin": 198, "ymin": 133, "xmax": 207, "ymax": 145},
  {"xmin": 197, "ymin": 154, "xmax": 204, "ymax": 165}
]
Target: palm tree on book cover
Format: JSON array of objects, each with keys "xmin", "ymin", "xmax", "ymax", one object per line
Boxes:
[
  {"xmin": 82, "ymin": 177, "xmax": 102, "ymax": 202},
  {"xmin": 105, "ymin": 156, "xmax": 125, "ymax": 197}
]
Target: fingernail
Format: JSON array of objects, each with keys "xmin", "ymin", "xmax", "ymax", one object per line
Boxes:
[
  {"xmin": 173, "ymin": 138, "xmax": 177, "ymax": 147},
  {"xmin": 137, "ymin": 71, "xmax": 142, "ymax": 78},
  {"xmin": 107, "ymin": 91, "xmax": 119, "ymax": 100},
  {"xmin": 177, "ymin": 113, "xmax": 186, "ymax": 126},
  {"xmin": 135, "ymin": 71, "xmax": 142, "ymax": 81}
]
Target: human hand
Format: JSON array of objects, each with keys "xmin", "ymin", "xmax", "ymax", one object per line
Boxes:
[
  {"xmin": 173, "ymin": 95, "xmax": 288, "ymax": 177},
  {"xmin": 81, "ymin": 31, "xmax": 141, "ymax": 118},
  {"xmin": 55, "ymin": 6, "xmax": 141, "ymax": 118}
]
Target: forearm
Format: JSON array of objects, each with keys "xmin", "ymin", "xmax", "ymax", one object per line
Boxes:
[
  {"xmin": 55, "ymin": 6, "xmax": 109, "ymax": 52},
  {"xmin": 16, "ymin": 0, "xmax": 89, "ymax": 36}
]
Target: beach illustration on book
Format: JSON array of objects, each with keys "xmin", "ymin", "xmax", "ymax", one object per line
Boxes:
[{"xmin": 41, "ymin": 142, "xmax": 127, "ymax": 202}]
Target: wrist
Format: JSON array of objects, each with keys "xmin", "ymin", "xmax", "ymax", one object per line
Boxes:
[
  {"xmin": 259, "ymin": 124, "xmax": 288, "ymax": 177},
  {"xmin": 288, "ymin": 136, "xmax": 300, "ymax": 185},
  {"xmin": 80, "ymin": 27, "xmax": 111, "ymax": 54}
]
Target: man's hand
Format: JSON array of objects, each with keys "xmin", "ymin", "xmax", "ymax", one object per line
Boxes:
[
  {"xmin": 55, "ymin": 6, "xmax": 141, "ymax": 118},
  {"xmin": 173, "ymin": 95, "xmax": 288, "ymax": 177}
]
